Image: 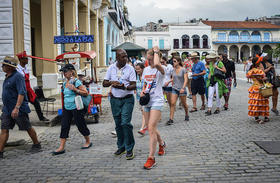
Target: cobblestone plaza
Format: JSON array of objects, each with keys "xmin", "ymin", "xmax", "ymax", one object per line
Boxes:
[{"xmin": 0, "ymin": 65, "xmax": 280, "ymax": 182}]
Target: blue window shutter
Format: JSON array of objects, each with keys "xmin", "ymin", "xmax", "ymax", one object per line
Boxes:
[
  {"xmin": 148, "ymin": 39, "xmax": 153, "ymax": 49},
  {"xmin": 159, "ymin": 39, "xmax": 164, "ymax": 49},
  {"xmin": 218, "ymin": 33, "xmax": 226, "ymax": 41}
]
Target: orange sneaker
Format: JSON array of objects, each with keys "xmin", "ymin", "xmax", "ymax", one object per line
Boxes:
[
  {"xmin": 158, "ymin": 141, "xmax": 166, "ymax": 156},
  {"xmin": 138, "ymin": 127, "xmax": 148, "ymax": 136},
  {"xmin": 144, "ymin": 157, "xmax": 157, "ymax": 170}
]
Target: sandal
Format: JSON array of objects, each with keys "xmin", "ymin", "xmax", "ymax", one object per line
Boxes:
[
  {"xmin": 224, "ymin": 104, "xmax": 228, "ymax": 111},
  {"xmin": 190, "ymin": 107, "xmax": 198, "ymax": 113},
  {"xmin": 255, "ymin": 118, "xmax": 264, "ymax": 124},
  {"xmin": 200, "ymin": 105, "xmax": 205, "ymax": 110}
]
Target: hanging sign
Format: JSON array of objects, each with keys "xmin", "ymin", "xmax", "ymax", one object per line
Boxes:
[
  {"xmin": 89, "ymin": 83, "xmax": 102, "ymax": 95},
  {"xmin": 54, "ymin": 35, "xmax": 94, "ymax": 44}
]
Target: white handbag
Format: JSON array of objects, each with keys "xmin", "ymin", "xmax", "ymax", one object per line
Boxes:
[{"xmin": 75, "ymin": 95, "xmax": 84, "ymax": 110}]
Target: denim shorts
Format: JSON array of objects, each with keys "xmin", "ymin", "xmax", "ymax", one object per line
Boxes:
[
  {"xmin": 144, "ymin": 106, "xmax": 163, "ymax": 112},
  {"xmin": 171, "ymin": 88, "xmax": 187, "ymax": 96},
  {"xmin": 162, "ymin": 87, "xmax": 172, "ymax": 93}
]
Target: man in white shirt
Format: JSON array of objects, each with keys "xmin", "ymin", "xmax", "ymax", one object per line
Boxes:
[
  {"xmin": 16, "ymin": 51, "xmax": 49, "ymax": 122},
  {"xmin": 103, "ymin": 49, "xmax": 136, "ymax": 160}
]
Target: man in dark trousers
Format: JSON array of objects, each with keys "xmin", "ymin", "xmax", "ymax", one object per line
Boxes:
[
  {"xmin": 103, "ymin": 49, "xmax": 136, "ymax": 160},
  {"xmin": 222, "ymin": 54, "xmax": 237, "ymax": 110},
  {"xmin": 16, "ymin": 51, "xmax": 49, "ymax": 122},
  {"xmin": 0, "ymin": 56, "xmax": 41, "ymax": 159}
]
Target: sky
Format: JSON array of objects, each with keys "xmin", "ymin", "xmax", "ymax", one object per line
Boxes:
[{"xmin": 126, "ymin": 0, "xmax": 280, "ymax": 27}]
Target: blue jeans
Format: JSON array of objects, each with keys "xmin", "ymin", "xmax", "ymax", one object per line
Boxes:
[{"xmin": 110, "ymin": 96, "xmax": 135, "ymax": 152}]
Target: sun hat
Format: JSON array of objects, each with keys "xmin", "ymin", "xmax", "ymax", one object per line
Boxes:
[
  {"xmin": 190, "ymin": 52, "xmax": 200, "ymax": 58},
  {"xmin": 2, "ymin": 56, "xmax": 18, "ymax": 68},
  {"xmin": 206, "ymin": 52, "xmax": 219, "ymax": 59}
]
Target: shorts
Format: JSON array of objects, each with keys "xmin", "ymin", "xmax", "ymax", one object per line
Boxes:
[
  {"xmin": 1, "ymin": 113, "xmax": 32, "ymax": 131},
  {"xmin": 171, "ymin": 88, "xmax": 187, "ymax": 96},
  {"xmin": 191, "ymin": 77, "xmax": 205, "ymax": 95},
  {"xmin": 162, "ymin": 87, "xmax": 172, "ymax": 93},
  {"xmin": 144, "ymin": 106, "xmax": 163, "ymax": 112},
  {"xmin": 224, "ymin": 77, "xmax": 232, "ymax": 97}
]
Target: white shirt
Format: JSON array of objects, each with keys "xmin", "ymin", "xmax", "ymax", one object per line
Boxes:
[
  {"xmin": 163, "ymin": 64, "xmax": 173, "ymax": 87},
  {"xmin": 142, "ymin": 66, "xmax": 164, "ymax": 107},
  {"xmin": 104, "ymin": 63, "xmax": 136, "ymax": 98},
  {"xmin": 17, "ymin": 64, "xmax": 29, "ymax": 77}
]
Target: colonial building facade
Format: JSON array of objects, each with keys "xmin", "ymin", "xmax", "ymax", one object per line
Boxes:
[
  {"xmin": 133, "ymin": 22, "xmax": 212, "ymax": 58},
  {"xmin": 133, "ymin": 21, "xmax": 280, "ymax": 61},
  {"xmin": 0, "ymin": 0, "xmax": 130, "ymax": 100},
  {"xmin": 203, "ymin": 21, "xmax": 280, "ymax": 62}
]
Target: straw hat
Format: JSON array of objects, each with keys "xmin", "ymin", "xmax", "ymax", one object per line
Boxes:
[
  {"xmin": 206, "ymin": 52, "xmax": 219, "ymax": 59},
  {"xmin": 2, "ymin": 56, "xmax": 18, "ymax": 68},
  {"xmin": 190, "ymin": 52, "xmax": 200, "ymax": 58}
]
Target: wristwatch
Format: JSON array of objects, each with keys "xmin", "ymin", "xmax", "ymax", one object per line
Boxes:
[{"xmin": 15, "ymin": 106, "xmax": 20, "ymax": 109}]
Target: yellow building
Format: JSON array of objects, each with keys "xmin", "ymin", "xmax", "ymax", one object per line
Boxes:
[{"xmin": 0, "ymin": 0, "xmax": 110, "ymax": 97}]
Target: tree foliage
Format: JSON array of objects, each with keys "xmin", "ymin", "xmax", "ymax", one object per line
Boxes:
[{"xmin": 272, "ymin": 44, "xmax": 280, "ymax": 58}]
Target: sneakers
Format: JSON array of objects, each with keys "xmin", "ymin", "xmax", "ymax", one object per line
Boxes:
[
  {"xmin": 40, "ymin": 117, "xmax": 49, "ymax": 122},
  {"xmin": 0, "ymin": 151, "xmax": 3, "ymax": 159},
  {"xmin": 30, "ymin": 143, "xmax": 42, "ymax": 153},
  {"xmin": 144, "ymin": 157, "xmax": 157, "ymax": 170},
  {"xmin": 166, "ymin": 119, "xmax": 174, "ymax": 125},
  {"xmin": 114, "ymin": 148, "xmax": 126, "ymax": 156},
  {"xmin": 126, "ymin": 150, "xmax": 135, "ymax": 160},
  {"xmin": 185, "ymin": 115, "xmax": 189, "ymax": 121},
  {"xmin": 205, "ymin": 110, "xmax": 211, "ymax": 116},
  {"xmin": 158, "ymin": 142, "xmax": 166, "ymax": 156},
  {"xmin": 138, "ymin": 127, "xmax": 148, "ymax": 136}
]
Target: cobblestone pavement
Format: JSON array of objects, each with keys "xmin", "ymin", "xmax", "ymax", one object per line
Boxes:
[{"xmin": 1, "ymin": 65, "xmax": 280, "ymax": 183}]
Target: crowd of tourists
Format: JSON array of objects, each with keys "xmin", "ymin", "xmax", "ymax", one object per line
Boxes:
[{"xmin": 0, "ymin": 46, "xmax": 279, "ymax": 170}]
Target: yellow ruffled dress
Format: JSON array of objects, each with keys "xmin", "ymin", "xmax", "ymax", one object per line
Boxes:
[{"xmin": 247, "ymin": 68, "xmax": 269, "ymax": 117}]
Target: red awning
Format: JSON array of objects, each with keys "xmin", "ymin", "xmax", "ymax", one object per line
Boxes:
[{"xmin": 56, "ymin": 51, "xmax": 97, "ymax": 61}]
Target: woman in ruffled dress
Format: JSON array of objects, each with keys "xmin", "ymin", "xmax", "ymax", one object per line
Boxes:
[{"xmin": 247, "ymin": 57, "xmax": 270, "ymax": 124}]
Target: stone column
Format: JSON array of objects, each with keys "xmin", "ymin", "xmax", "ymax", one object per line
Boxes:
[
  {"xmin": 99, "ymin": 19, "xmax": 105, "ymax": 66},
  {"xmin": 200, "ymin": 38, "xmax": 203, "ymax": 49},
  {"xmin": 41, "ymin": 0, "xmax": 58, "ymax": 92},
  {"xmin": 190, "ymin": 38, "xmax": 193, "ymax": 49},
  {"xmin": 63, "ymin": 0, "xmax": 77, "ymax": 52},
  {"xmin": 90, "ymin": 11, "xmax": 99, "ymax": 66},
  {"xmin": 78, "ymin": 3, "xmax": 90, "ymax": 69},
  {"xmin": 238, "ymin": 46, "xmax": 241, "ymax": 62}
]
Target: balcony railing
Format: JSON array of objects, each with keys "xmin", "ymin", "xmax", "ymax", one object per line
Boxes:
[{"xmin": 212, "ymin": 38, "xmax": 280, "ymax": 43}]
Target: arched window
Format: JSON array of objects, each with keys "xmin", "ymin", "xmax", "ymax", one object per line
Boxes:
[
  {"xmin": 181, "ymin": 35, "xmax": 189, "ymax": 49},
  {"xmin": 251, "ymin": 31, "xmax": 261, "ymax": 42},
  {"xmin": 229, "ymin": 31, "xmax": 239, "ymax": 42},
  {"xmin": 192, "ymin": 35, "xmax": 200, "ymax": 49},
  {"xmin": 202, "ymin": 35, "xmax": 208, "ymax": 48},
  {"xmin": 240, "ymin": 31, "xmax": 250, "ymax": 42}
]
